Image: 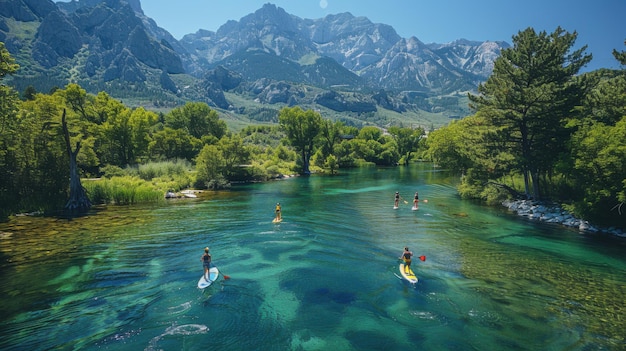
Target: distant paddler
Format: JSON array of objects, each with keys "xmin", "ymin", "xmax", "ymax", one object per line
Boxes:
[
  {"xmin": 274, "ymin": 202, "xmax": 282, "ymax": 222},
  {"xmin": 394, "ymin": 192, "xmax": 407, "ymax": 209}
]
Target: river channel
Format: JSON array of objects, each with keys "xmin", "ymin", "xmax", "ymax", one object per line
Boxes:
[{"xmin": 0, "ymin": 164, "xmax": 624, "ymax": 350}]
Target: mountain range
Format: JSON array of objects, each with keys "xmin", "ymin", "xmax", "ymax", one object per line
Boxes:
[{"xmin": 0, "ymin": 0, "xmax": 510, "ymax": 127}]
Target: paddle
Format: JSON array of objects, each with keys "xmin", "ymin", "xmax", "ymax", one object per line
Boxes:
[
  {"xmin": 214, "ymin": 265, "xmax": 230, "ymax": 280},
  {"xmin": 399, "ymin": 195, "xmax": 408, "ymax": 204},
  {"xmin": 398, "ymin": 255, "xmax": 426, "ymax": 262}
]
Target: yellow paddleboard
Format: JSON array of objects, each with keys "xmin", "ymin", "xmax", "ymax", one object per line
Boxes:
[
  {"xmin": 399, "ymin": 263, "xmax": 418, "ymax": 283},
  {"xmin": 272, "ymin": 217, "xmax": 282, "ymax": 223}
]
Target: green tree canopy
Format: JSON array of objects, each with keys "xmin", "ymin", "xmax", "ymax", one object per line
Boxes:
[
  {"xmin": 612, "ymin": 39, "xmax": 626, "ymax": 65},
  {"xmin": 218, "ymin": 134, "xmax": 250, "ymax": 179},
  {"xmin": 278, "ymin": 106, "xmax": 322, "ymax": 174},
  {"xmin": 195, "ymin": 144, "xmax": 227, "ymax": 189},
  {"xmin": 318, "ymin": 119, "xmax": 343, "ymax": 161},
  {"xmin": 468, "ymin": 27, "xmax": 592, "ymax": 199},
  {"xmin": 149, "ymin": 127, "xmax": 202, "ymax": 161},
  {"xmin": 0, "ymin": 42, "xmax": 19, "ymax": 79},
  {"xmin": 426, "ymin": 118, "xmax": 477, "ymax": 174},
  {"xmin": 166, "ymin": 102, "xmax": 226, "ymax": 140},
  {"xmin": 388, "ymin": 126, "xmax": 424, "ymax": 166}
]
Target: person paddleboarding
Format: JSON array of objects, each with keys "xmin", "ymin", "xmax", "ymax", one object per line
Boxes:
[
  {"xmin": 399, "ymin": 246, "xmax": 413, "ymax": 272},
  {"xmin": 275, "ymin": 202, "xmax": 282, "ymax": 221},
  {"xmin": 201, "ymin": 247, "xmax": 212, "ymax": 281}
]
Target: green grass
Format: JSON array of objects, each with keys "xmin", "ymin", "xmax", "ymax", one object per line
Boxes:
[
  {"xmin": 86, "ymin": 160, "xmax": 196, "ymax": 205},
  {"xmin": 83, "ymin": 176, "xmax": 164, "ymax": 205},
  {"xmin": 125, "ymin": 160, "xmax": 192, "ymax": 181}
]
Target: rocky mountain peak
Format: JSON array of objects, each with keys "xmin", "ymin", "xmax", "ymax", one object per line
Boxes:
[{"xmin": 3, "ymin": 0, "xmax": 510, "ymax": 113}]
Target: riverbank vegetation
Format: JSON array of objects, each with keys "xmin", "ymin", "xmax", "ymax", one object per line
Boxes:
[
  {"xmin": 0, "ymin": 41, "xmax": 424, "ymax": 219},
  {"xmin": 425, "ymin": 28, "xmax": 625, "ymax": 227},
  {"xmin": 1, "ymin": 27, "xmax": 624, "ymax": 228}
]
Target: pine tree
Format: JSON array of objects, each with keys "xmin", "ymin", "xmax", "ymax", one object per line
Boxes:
[{"xmin": 468, "ymin": 27, "xmax": 592, "ymax": 199}]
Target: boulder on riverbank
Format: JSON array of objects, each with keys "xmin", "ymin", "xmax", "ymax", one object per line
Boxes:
[{"xmin": 502, "ymin": 200, "xmax": 626, "ymax": 238}]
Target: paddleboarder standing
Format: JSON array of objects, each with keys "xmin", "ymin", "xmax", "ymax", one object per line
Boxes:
[
  {"xmin": 399, "ymin": 247, "xmax": 413, "ymax": 272},
  {"xmin": 201, "ymin": 247, "xmax": 212, "ymax": 281},
  {"xmin": 275, "ymin": 202, "xmax": 282, "ymax": 221}
]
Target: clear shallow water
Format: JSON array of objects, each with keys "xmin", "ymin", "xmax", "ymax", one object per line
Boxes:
[{"xmin": 0, "ymin": 164, "xmax": 624, "ymax": 351}]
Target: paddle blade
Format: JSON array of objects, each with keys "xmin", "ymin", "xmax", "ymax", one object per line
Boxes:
[
  {"xmin": 419, "ymin": 255, "xmax": 426, "ymax": 261},
  {"xmin": 423, "ymin": 199, "xmax": 428, "ymax": 203},
  {"xmin": 223, "ymin": 275, "xmax": 230, "ymax": 280},
  {"xmin": 404, "ymin": 200, "xmax": 408, "ymax": 204}
]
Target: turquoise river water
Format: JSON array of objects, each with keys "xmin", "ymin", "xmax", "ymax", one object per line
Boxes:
[{"xmin": 0, "ymin": 164, "xmax": 624, "ymax": 350}]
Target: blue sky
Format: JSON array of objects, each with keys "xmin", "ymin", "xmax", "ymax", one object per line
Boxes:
[{"xmin": 68, "ymin": 0, "xmax": 626, "ymax": 71}]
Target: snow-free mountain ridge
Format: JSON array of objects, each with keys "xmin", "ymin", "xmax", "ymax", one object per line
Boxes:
[{"xmin": 1, "ymin": 0, "xmax": 509, "ymax": 121}]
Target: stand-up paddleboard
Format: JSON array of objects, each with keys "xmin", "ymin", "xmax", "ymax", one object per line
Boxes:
[
  {"xmin": 399, "ymin": 263, "xmax": 418, "ymax": 283},
  {"xmin": 272, "ymin": 217, "xmax": 282, "ymax": 223},
  {"xmin": 412, "ymin": 206, "xmax": 418, "ymax": 211},
  {"xmin": 393, "ymin": 206, "xmax": 399, "ymax": 210},
  {"xmin": 198, "ymin": 266, "xmax": 219, "ymax": 289}
]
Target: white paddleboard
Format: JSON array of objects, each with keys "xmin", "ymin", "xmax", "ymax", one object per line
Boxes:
[
  {"xmin": 197, "ymin": 266, "xmax": 219, "ymax": 289},
  {"xmin": 412, "ymin": 206, "xmax": 418, "ymax": 211},
  {"xmin": 393, "ymin": 206, "xmax": 398, "ymax": 210}
]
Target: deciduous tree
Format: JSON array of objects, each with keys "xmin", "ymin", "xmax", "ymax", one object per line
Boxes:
[
  {"xmin": 388, "ymin": 126, "xmax": 424, "ymax": 166},
  {"xmin": 278, "ymin": 106, "xmax": 322, "ymax": 174},
  {"xmin": 195, "ymin": 144, "xmax": 226, "ymax": 189},
  {"xmin": 218, "ymin": 134, "xmax": 250, "ymax": 179},
  {"xmin": 166, "ymin": 102, "xmax": 226, "ymax": 140}
]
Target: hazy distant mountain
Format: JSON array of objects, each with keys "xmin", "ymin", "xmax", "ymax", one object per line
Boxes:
[
  {"xmin": 179, "ymin": 3, "xmax": 508, "ymax": 93},
  {"xmin": 1, "ymin": 0, "xmax": 509, "ymax": 122}
]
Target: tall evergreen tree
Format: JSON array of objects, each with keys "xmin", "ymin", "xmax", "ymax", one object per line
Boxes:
[
  {"xmin": 612, "ymin": 39, "xmax": 626, "ymax": 65},
  {"xmin": 468, "ymin": 27, "xmax": 592, "ymax": 199},
  {"xmin": 565, "ymin": 40, "xmax": 626, "ymax": 225}
]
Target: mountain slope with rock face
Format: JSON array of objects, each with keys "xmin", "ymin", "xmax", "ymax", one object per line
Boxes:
[
  {"xmin": 2, "ymin": 0, "xmax": 183, "ymax": 89},
  {"xmin": 2, "ymin": 0, "xmax": 509, "ymax": 127},
  {"xmin": 179, "ymin": 3, "xmax": 508, "ymax": 93}
]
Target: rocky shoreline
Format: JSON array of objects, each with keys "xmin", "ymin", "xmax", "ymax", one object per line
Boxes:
[{"xmin": 502, "ymin": 200, "xmax": 626, "ymax": 238}]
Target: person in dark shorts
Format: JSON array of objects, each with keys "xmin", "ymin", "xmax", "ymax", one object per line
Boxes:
[
  {"xmin": 399, "ymin": 247, "xmax": 413, "ymax": 273},
  {"xmin": 201, "ymin": 247, "xmax": 212, "ymax": 281}
]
